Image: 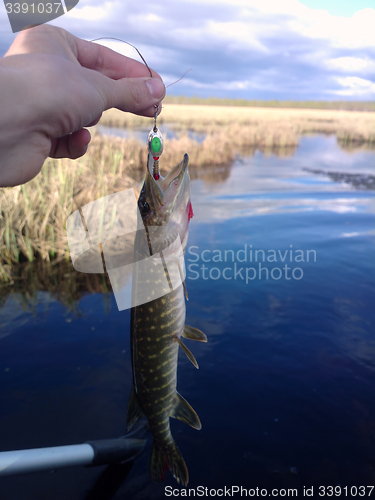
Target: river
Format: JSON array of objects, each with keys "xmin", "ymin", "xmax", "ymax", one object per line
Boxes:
[{"xmin": 0, "ymin": 134, "xmax": 374, "ymax": 499}]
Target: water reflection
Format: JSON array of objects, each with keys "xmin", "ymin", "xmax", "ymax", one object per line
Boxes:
[
  {"xmin": 191, "ymin": 135, "xmax": 375, "ymax": 223},
  {"xmin": 0, "ymin": 261, "xmax": 112, "ymax": 323},
  {"xmin": 304, "ymin": 168, "xmax": 375, "ymax": 190}
]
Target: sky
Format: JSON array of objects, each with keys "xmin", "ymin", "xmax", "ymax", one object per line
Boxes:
[{"xmin": 0, "ymin": 0, "xmax": 374, "ymax": 101}]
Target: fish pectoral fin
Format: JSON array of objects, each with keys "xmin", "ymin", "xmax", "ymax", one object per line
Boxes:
[
  {"xmin": 182, "ymin": 325, "xmax": 207, "ymax": 342},
  {"xmin": 176, "ymin": 337, "xmax": 199, "ymax": 369},
  {"xmin": 127, "ymin": 385, "xmax": 145, "ymax": 432},
  {"xmin": 170, "ymin": 392, "xmax": 202, "ymax": 430}
]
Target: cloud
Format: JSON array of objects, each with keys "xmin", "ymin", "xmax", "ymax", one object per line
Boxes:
[
  {"xmin": 67, "ymin": 4, "xmax": 109, "ymax": 21},
  {"xmin": 1, "ymin": 0, "xmax": 374, "ymax": 100},
  {"xmin": 334, "ymin": 76, "xmax": 375, "ymax": 97},
  {"xmin": 304, "ymin": 8, "xmax": 375, "ymax": 49},
  {"xmin": 327, "ymin": 57, "xmax": 375, "ymax": 73}
]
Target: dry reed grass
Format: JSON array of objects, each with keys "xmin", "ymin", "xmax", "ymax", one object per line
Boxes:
[
  {"xmin": 0, "ymin": 133, "xmax": 136, "ymax": 281},
  {"xmin": 2, "ymin": 104, "xmax": 375, "ymax": 283},
  {"xmin": 163, "ymin": 95, "xmax": 375, "ymax": 112},
  {"xmin": 102, "ymin": 105, "xmax": 375, "ymax": 147}
]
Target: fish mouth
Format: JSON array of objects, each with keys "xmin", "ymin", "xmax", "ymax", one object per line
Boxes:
[{"xmin": 144, "ymin": 153, "xmax": 190, "ymax": 215}]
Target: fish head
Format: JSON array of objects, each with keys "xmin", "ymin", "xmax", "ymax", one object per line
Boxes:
[{"xmin": 138, "ymin": 153, "xmax": 192, "ymax": 251}]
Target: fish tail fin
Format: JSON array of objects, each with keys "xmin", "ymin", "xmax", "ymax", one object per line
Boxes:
[{"xmin": 150, "ymin": 440, "xmax": 189, "ymax": 486}]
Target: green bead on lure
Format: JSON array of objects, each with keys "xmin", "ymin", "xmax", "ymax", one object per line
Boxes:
[{"xmin": 151, "ymin": 136, "xmax": 162, "ymax": 154}]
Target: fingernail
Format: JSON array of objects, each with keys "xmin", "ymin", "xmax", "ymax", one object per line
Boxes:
[{"xmin": 145, "ymin": 78, "xmax": 165, "ymax": 99}]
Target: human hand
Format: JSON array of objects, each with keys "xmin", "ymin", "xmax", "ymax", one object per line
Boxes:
[{"xmin": 0, "ymin": 25, "xmax": 165, "ymax": 187}]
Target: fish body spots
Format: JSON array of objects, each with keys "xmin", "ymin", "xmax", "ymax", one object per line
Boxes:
[
  {"xmin": 131, "ymin": 287, "xmax": 186, "ymax": 456},
  {"xmin": 161, "ymin": 367, "xmax": 174, "ymax": 378}
]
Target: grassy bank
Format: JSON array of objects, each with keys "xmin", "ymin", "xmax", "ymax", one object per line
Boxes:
[
  {"xmin": 163, "ymin": 96, "xmax": 375, "ymax": 112},
  {"xmin": 1, "ymin": 134, "xmax": 135, "ymax": 281},
  {"xmin": 101, "ymin": 105, "xmax": 375, "ymax": 147},
  {"xmin": 1, "ymin": 104, "xmax": 375, "ymax": 282}
]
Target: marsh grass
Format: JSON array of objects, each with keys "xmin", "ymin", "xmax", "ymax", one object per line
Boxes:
[
  {"xmin": 1, "ymin": 133, "xmax": 135, "ymax": 281},
  {"xmin": 102, "ymin": 105, "xmax": 375, "ymax": 147},
  {"xmin": 163, "ymin": 96, "xmax": 375, "ymax": 112},
  {"xmin": 1, "ymin": 104, "xmax": 375, "ymax": 283}
]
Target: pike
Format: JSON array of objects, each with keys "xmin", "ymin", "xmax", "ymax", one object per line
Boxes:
[{"xmin": 127, "ymin": 153, "xmax": 207, "ymax": 486}]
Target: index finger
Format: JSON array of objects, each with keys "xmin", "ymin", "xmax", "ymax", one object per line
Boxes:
[{"xmin": 69, "ymin": 34, "xmax": 162, "ymax": 81}]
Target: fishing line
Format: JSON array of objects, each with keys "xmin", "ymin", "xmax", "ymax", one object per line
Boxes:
[
  {"xmin": 90, "ymin": 37, "xmax": 192, "ymax": 88},
  {"xmin": 166, "ymin": 69, "xmax": 192, "ymax": 89},
  {"xmin": 91, "ymin": 37, "xmax": 191, "ymax": 181},
  {"xmin": 90, "ymin": 37, "xmax": 153, "ymax": 77}
]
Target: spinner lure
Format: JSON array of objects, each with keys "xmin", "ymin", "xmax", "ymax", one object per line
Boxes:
[{"xmin": 147, "ymin": 106, "xmax": 164, "ymax": 181}]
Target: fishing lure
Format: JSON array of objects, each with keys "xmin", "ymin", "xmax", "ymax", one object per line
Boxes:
[{"xmin": 147, "ymin": 105, "xmax": 164, "ymax": 181}]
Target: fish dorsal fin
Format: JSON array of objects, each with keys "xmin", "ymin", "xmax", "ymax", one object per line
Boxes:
[
  {"xmin": 176, "ymin": 337, "xmax": 199, "ymax": 369},
  {"xmin": 170, "ymin": 392, "xmax": 202, "ymax": 430},
  {"xmin": 183, "ymin": 325, "xmax": 207, "ymax": 342},
  {"xmin": 127, "ymin": 385, "xmax": 145, "ymax": 432}
]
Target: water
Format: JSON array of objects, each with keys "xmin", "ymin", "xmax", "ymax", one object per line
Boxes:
[{"xmin": 0, "ymin": 135, "xmax": 374, "ymax": 499}]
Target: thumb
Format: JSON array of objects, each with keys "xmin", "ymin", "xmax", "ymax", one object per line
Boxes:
[{"xmin": 105, "ymin": 76, "xmax": 166, "ymax": 116}]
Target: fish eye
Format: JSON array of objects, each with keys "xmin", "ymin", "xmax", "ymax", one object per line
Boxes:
[{"xmin": 139, "ymin": 201, "xmax": 150, "ymax": 215}]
